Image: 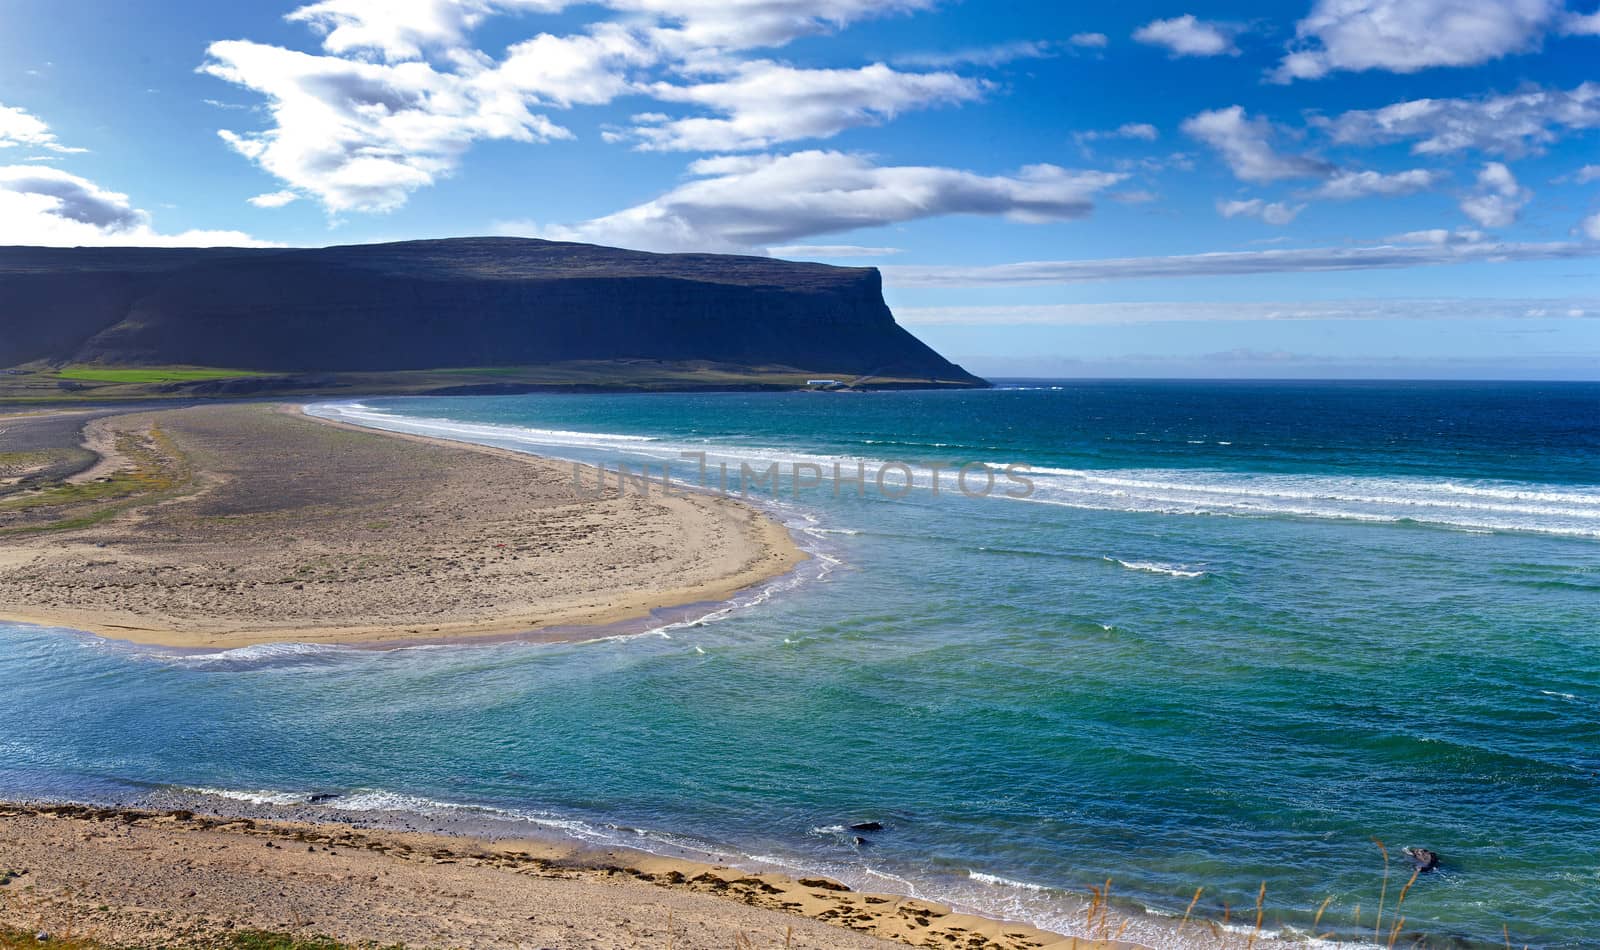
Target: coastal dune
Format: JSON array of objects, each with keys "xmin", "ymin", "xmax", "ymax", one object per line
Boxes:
[{"xmin": 0, "ymin": 403, "xmax": 803, "ymax": 648}]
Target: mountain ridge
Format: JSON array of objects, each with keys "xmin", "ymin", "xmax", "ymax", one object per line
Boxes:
[{"xmin": 0, "ymin": 238, "xmax": 984, "ymax": 388}]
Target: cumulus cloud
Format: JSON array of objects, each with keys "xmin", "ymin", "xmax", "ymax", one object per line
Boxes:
[
  {"xmin": 1460, "ymin": 162, "xmax": 1531, "ymax": 227},
  {"xmin": 1070, "ymin": 32, "xmax": 1110, "ymax": 48},
  {"xmin": 538, "ymin": 150, "xmax": 1127, "ymax": 251},
  {"xmin": 1307, "ymin": 168, "xmax": 1446, "ymax": 199},
  {"xmin": 1318, "ymin": 82, "xmax": 1600, "ymax": 156},
  {"xmin": 1133, "ymin": 15, "xmax": 1241, "ymax": 56},
  {"xmin": 1273, "ymin": 0, "xmax": 1565, "ymax": 82},
  {"xmin": 200, "ymin": 39, "xmax": 582, "ymax": 213},
  {"xmin": 285, "ymin": 0, "xmax": 556, "ymax": 61},
  {"xmin": 1572, "ymin": 164, "xmax": 1600, "ymax": 183},
  {"xmin": 0, "ymin": 101, "xmax": 86, "ymax": 154},
  {"xmin": 285, "ymin": 0, "xmax": 931, "ymax": 60},
  {"xmin": 613, "ymin": 0, "xmax": 937, "ymax": 52},
  {"xmin": 881, "ymin": 238, "xmax": 1599, "ymax": 287},
  {"xmin": 0, "ymin": 166, "xmax": 271, "ymax": 246},
  {"xmin": 631, "ymin": 62, "xmax": 985, "ymax": 151},
  {"xmin": 1584, "ymin": 211, "xmax": 1600, "ymax": 240},
  {"xmin": 1181, "ymin": 106, "xmax": 1331, "ymax": 182},
  {"xmin": 203, "ymin": 0, "xmax": 984, "ymax": 214},
  {"xmin": 1217, "ymin": 198, "xmax": 1305, "ymax": 225}
]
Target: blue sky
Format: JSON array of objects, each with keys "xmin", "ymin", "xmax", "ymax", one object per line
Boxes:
[{"xmin": 2, "ymin": 0, "xmax": 1599, "ymax": 378}]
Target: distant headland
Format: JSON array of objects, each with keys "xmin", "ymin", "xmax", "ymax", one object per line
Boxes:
[{"xmin": 0, "ymin": 237, "xmax": 985, "ymax": 402}]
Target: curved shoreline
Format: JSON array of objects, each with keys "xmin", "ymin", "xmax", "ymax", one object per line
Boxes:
[
  {"xmin": 0, "ymin": 402, "xmax": 807, "ymax": 649},
  {"xmin": 0, "ymin": 799, "xmax": 1120, "ymax": 950}
]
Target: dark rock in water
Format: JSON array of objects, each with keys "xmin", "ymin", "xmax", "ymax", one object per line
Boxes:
[
  {"xmin": 852, "ymin": 835, "xmax": 869, "ymax": 847},
  {"xmin": 307, "ymin": 793, "xmax": 340, "ymax": 804},
  {"xmin": 849, "ymin": 821, "xmax": 884, "ymax": 832},
  {"xmin": 1405, "ymin": 847, "xmax": 1440, "ymax": 872}
]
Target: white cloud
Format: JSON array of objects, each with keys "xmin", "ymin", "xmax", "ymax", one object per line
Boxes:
[
  {"xmin": 1133, "ymin": 15, "xmax": 1241, "ymax": 56},
  {"xmin": 1181, "ymin": 106, "xmax": 1330, "ymax": 183},
  {"xmin": 1217, "ymin": 198, "xmax": 1305, "ymax": 225},
  {"xmin": 881, "ymin": 238, "xmax": 1599, "ymax": 287},
  {"xmin": 0, "ymin": 101, "xmax": 86, "ymax": 154},
  {"xmin": 1567, "ymin": 7, "xmax": 1600, "ymax": 33},
  {"xmin": 1582, "ymin": 211, "xmax": 1600, "ymax": 240},
  {"xmin": 288, "ymin": 0, "xmax": 935, "ymax": 59},
  {"xmin": 768, "ymin": 244, "xmax": 902, "ymax": 258},
  {"xmin": 539, "ymin": 150, "xmax": 1126, "ymax": 251},
  {"xmin": 285, "ymin": 0, "xmax": 550, "ymax": 61},
  {"xmin": 1573, "ymin": 164, "xmax": 1600, "ymax": 183},
  {"xmin": 1385, "ymin": 227, "xmax": 1487, "ymax": 244},
  {"xmin": 895, "ymin": 298, "xmax": 1600, "ymax": 325},
  {"xmin": 632, "ymin": 62, "xmax": 985, "ymax": 151},
  {"xmin": 204, "ymin": 0, "xmax": 978, "ymax": 214},
  {"xmin": 893, "ymin": 40, "xmax": 1059, "ymax": 68},
  {"xmin": 1307, "ymin": 168, "xmax": 1446, "ymax": 199},
  {"xmin": 0, "ymin": 166, "xmax": 272, "ymax": 247},
  {"xmin": 611, "ymin": 0, "xmax": 937, "ymax": 52},
  {"xmin": 1069, "ymin": 32, "xmax": 1109, "ymax": 48},
  {"xmin": 200, "ymin": 39, "xmax": 576, "ymax": 213},
  {"xmin": 1460, "ymin": 161, "xmax": 1531, "ymax": 228},
  {"xmin": 493, "ymin": 25, "xmax": 656, "ymax": 107},
  {"xmin": 248, "ymin": 190, "xmax": 300, "ymax": 207},
  {"xmin": 1273, "ymin": 0, "xmax": 1564, "ymax": 82},
  {"xmin": 1318, "ymin": 82, "xmax": 1600, "ymax": 156},
  {"xmin": 1076, "ymin": 123, "xmax": 1158, "ymax": 144}
]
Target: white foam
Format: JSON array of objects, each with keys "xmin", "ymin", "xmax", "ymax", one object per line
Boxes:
[
  {"xmin": 1104, "ymin": 557, "xmax": 1208, "ymax": 579},
  {"xmin": 141, "ymin": 641, "xmax": 355, "ymax": 667},
  {"xmin": 310, "ymin": 403, "xmax": 657, "ymax": 449},
  {"xmin": 184, "ymin": 786, "xmax": 315, "ymax": 805},
  {"xmin": 968, "ymin": 870, "xmax": 1053, "ymax": 892},
  {"xmin": 1019, "ymin": 466, "xmax": 1600, "ymax": 539},
  {"xmin": 168, "ymin": 778, "xmax": 1356, "ymax": 950},
  {"xmin": 308, "ymin": 401, "xmax": 1600, "ymax": 539}
]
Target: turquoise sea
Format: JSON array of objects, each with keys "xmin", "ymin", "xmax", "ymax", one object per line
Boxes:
[{"xmin": 3, "ymin": 382, "xmax": 1598, "ymax": 947}]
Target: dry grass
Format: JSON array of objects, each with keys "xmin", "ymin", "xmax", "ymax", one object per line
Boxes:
[
  {"xmin": 1081, "ymin": 839, "xmax": 1530, "ymax": 950},
  {"xmin": 0, "ymin": 423, "xmax": 194, "ymax": 535}
]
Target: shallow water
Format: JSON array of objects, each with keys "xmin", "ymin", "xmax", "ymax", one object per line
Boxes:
[{"xmin": 3, "ymin": 381, "xmax": 1598, "ymax": 948}]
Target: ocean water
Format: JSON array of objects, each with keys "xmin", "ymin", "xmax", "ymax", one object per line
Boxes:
[{"xmin": 3, "ymin": 381, "xmax": 1598, "ymax": 948}]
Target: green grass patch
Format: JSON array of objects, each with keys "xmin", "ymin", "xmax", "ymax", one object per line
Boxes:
[
  {"xmin": 56, "ymin": 366, "xmax": 268, "ymax": 385},
  {"xmin": 0, "ymin": 425, "xmax": 194, "ymax": 535}
]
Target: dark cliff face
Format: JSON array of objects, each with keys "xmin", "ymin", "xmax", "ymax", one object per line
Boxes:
[{"xmin": 0, "ymin": 238, "xmax": 983, "ymax": 384}]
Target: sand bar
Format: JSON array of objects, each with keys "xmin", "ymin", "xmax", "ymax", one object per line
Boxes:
[{"xmin": 0, "ymin": 403, "xmax": 804, "ymax": 648}]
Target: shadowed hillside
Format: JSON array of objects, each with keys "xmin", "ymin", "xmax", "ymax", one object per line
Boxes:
[{"xmin": 0, "ymin": 238, "xmax": 983, "ymax": 389}]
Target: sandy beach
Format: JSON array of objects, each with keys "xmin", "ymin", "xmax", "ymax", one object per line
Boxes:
[
  {"xmin": 0, "ymin": 802, "xmax": 1127, "ymax": 950},
  {"xmin": 0, "ymin": 403, "xmax": 804, "ymax": 648}
]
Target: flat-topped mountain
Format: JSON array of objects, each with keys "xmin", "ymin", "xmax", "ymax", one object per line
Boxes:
[{"xmin": 0, "ymin": 238, "xmax": 983, "ymax": 389}]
